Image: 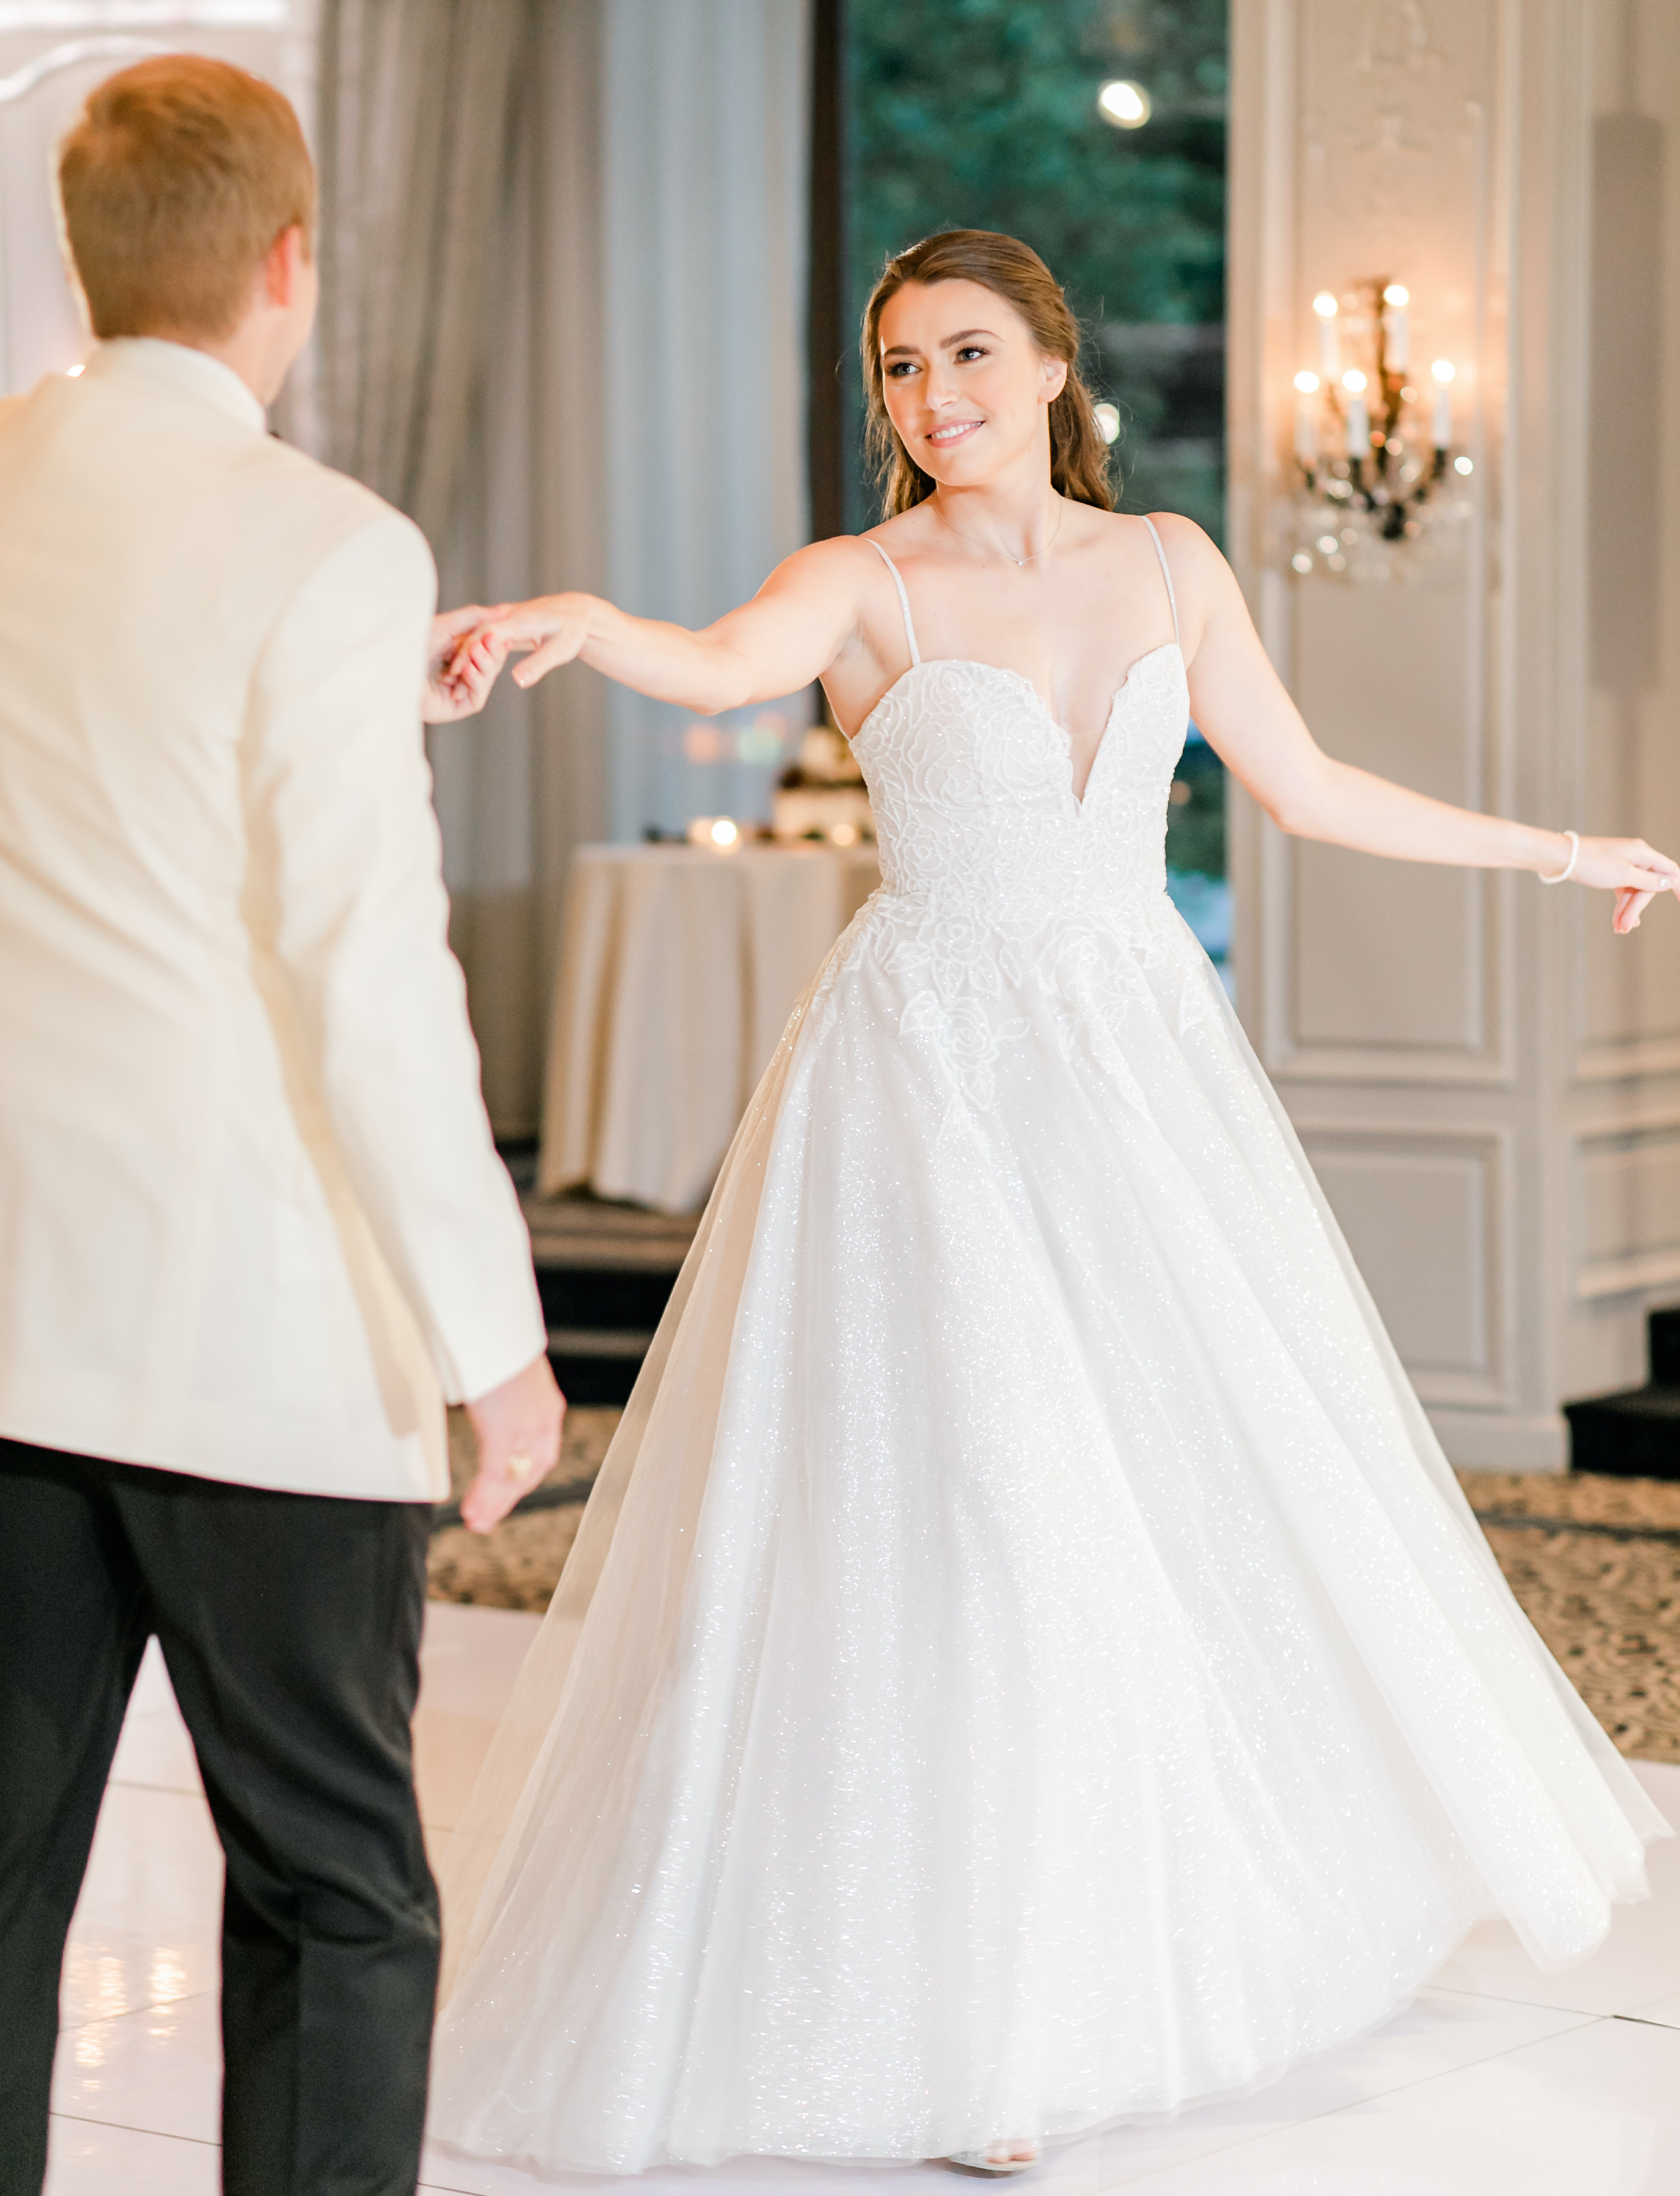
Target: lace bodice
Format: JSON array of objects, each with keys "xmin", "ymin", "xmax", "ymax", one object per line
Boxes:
[
  {"xmin": 813, "ymin": 520, "xmax": 1206, "ymax": 1111},
  {"xmin": 851, "ymin": 641, "xmax": 1188, "ymax": 933}
]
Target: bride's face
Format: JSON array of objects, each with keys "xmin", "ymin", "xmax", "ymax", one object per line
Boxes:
[{"xmin": 876, "ymin": 278, "xmax": 1068, "ymax": 490}]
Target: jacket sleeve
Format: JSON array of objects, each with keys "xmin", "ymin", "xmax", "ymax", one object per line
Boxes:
[{"xmin": 245, "ymin": 506, "xmax": 547, "ymax": 1402}]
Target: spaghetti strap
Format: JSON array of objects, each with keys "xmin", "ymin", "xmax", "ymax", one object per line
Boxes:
[
  {"xmin": 1141, "ymin": 516, "xmax": 1180, "ymax": 648},
  {"xmin": 866, "ymin": 538, "xmax": 922, "ymax": 668}
]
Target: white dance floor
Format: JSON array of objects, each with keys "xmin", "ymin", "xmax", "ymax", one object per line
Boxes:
[{"xmin": 47, "ymin": 1602, "xmax": 1680, "ymax": 2194}]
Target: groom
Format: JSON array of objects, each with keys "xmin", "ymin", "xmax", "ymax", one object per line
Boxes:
[{"xmin": 0, "ymin": 55, "xmax": 561, "ymax": 2196}]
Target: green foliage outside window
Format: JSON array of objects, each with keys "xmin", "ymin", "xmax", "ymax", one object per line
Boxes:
[{"xmin": 846, "ymin": 0, "xmax": 1229, "ymax": 545}]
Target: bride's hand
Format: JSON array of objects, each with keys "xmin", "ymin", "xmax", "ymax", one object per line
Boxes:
[
  {"xmin": 423, "ymin": 604, "xmax": 511, "ymax": 723},
  {"xmin": 1559, "ymin": 835, "xmax": 1680, "ymax": 932},
  {"xmin": 452, "ymin": 594, "xmax": 598, "ymax": 691}
]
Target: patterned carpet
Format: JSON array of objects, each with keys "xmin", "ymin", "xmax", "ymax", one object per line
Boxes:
[
  {"xmin": 1461, "ymin": 1471, "xmax": 1680, "ymax": 1764},
  {"xmin": 428, "ymin": 1418, "xmax": 1680, "ymax": 1765}
]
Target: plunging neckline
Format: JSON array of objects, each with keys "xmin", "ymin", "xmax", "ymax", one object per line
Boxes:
[{"xmin": 850, "ymin": 641, "xmax": 1184, "ymax": 813}]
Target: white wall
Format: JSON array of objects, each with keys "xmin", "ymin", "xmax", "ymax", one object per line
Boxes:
[{"xmin": 0, "ymin": 3, "xmax": 313, "ymax": 395}]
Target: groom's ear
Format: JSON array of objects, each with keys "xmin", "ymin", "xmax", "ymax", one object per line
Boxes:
[{"xmin": 262, "ymin": 224, "xmax": 313, "ymax": 310}]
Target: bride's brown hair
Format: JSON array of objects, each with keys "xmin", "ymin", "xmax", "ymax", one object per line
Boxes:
[{"xmin": 861, "ymin": 229, "xmax": 1115, "ymax": 519}]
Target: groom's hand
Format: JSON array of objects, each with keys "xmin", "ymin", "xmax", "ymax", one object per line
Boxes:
[
  {"xmin": 461, "ymin": 1351, "xmax": 566, "ymax": 1534},
  {"xmin": 423, "ymin": 604, "xmax": 511, "ymax": 723}
]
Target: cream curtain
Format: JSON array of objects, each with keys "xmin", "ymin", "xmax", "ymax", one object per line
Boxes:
[
  {"xmin": 419, "ymin": 0, "xmax": 612, "ymax": 1142},
  {"xmin": 314, "ymin": 0, "xmax": 528, "ymax": 542},
  {"xmin": 599, "ymin": 0, "xmax": 815, "ymax": 845},
  {"xmin": 308, "ymin": 0, "xmax": 812, "ymax": 1137}
]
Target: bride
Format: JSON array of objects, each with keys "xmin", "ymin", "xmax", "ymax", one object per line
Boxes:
[{"xmin": 429, "ymin": 230, "xmax": 1673, "ymax": 2178}]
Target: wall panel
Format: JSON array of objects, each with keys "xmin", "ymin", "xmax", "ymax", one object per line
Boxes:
[{"xmin": 1299, "ymin": 1123, "xmax": 1509, "ymax": 1406}]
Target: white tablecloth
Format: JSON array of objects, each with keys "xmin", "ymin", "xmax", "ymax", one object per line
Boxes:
[{"xmin": 539, "ymin": 842, "xmax": 882, "ymax": 1214}]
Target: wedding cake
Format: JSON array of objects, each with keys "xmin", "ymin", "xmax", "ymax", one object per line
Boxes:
[{"xmin": 772, "ymin": 723, "xmax": 875, "ymax": 844}]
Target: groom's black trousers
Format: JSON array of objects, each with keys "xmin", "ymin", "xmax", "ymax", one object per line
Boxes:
[{"xmin": 0, "ymin": 1437, "xmax": 438, "ymax": 2196}]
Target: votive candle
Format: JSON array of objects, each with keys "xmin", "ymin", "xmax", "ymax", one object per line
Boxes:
[
  {"xmin": 1293, "ymin": 372, "xmax": 1319, "ymax": 464},
  {"xmin": 1382, "ymin": 285, "xmax": 1410, "ymax": 371},
  {"xmin": 1313, "ymin": 293, "xmax": 1340, "ymax": 382},
  {"xmin": 1430, "ymin": 359, "xmax": 1455, "ymax": 449}
]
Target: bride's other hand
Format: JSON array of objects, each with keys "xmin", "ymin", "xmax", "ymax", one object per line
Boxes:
[
  {"xmin": 1565, "ymin": 838, "xmax": 1679, "ymax": 932},
  {"xmin": 423, "ymin": 603, "xmax": 511, "ymax": 723},
  {"xmin": 461, "ymin": 1351, "xmax": 566, "ymax": 1535}
]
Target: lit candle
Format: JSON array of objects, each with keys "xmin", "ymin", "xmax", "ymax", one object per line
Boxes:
[
  {"xmin": 1430, "ymin": 358, "xmax": 1455, "ymax": 449},
  {"xmin": 1382, "ymin": 283, "xmax": 1410, "ymax": 371},
  {"xmin": 1342, "ymin": 369, "xmax": 1369, "ymax": 465},
  {"xmin": 1313, "ymin": 292, "xmax": 1340, "ymax": 382},
  {"xmin": 1293, "ymin": 370, "xmax": 1319, "ymax": 463}
]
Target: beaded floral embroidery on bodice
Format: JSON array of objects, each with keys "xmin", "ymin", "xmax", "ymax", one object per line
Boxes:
[{"xmin": 819, "ymin": 523, "xmax": 1207, "ymax": 1109}]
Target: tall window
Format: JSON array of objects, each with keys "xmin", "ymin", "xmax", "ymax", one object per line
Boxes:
[{"xmin": 840, "ymin": 0, "xmax": 1230, "ymax": 976}]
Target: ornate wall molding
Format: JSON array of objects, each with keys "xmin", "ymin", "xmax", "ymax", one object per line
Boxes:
[
  {"xmin": 1294, "ymin": 1117, "xmax": 1515, "ymax": 1406},
  {"xmin": 0, "ymin": 35, "xmax": 165, "ymax": 100},
  {"xmin": 1573, "ymin": 1107, "xmax": 1680, "ymax": 1301},
  {"xmin": 0, "ymin": 6, "xmax": 284, "ymax": 27}
]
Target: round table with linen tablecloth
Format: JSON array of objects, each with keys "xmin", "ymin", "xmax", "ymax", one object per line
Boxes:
[{"xmin": 539, "ymin": 842, "xmax": 881, "ymax": 1214}]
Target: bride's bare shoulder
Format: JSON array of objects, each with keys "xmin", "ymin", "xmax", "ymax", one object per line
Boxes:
[
  {"xmin": 769, "ymin": 529, "xmax": 923, "ymax": 681},
  {"xmin": 770, "ymin": 529, "xmax": 917, "ymax": 595},
  {"xmin": 1115, "ymin": 508, "xmax": 1231, "ymax": 608},
  {"xmin": 792, "ymin": 519, "xmax": 944, "ymax": 628},
  {"xmin": 1077, "ymin": 505, "xmax": 1217, "ymax": 559},
  {"xmin": 1141, "ymin": 510, "xmax": 1219, "ymax": 556}
]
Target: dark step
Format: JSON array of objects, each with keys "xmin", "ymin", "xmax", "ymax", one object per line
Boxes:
[
  {"xmin": 536, "ymin": 1263, "xmax": 677, "ymax": 1334},
  {"xmin": 522, "ymin": 1188, "xmax": 697, "ymax": 1406},
  {"xmin": 1651, "ymin": 1307, "xmax": 1680, "ymax": 1386},
  {"xmin": 534, "ymin": 1261, "xmax": 679, "ymax": 1404},
  {"xmin": 541, "ymin": 1294, "xmax": 668, "ymax": 1406},
  {"xmin": 1563, "ymin": 1387, "xmax": 1680, "ymax": 1479},
  {"xmin": 546, "ymin": 1340, "xmax": 646, "ymax": 1407},
  {"xmin": 1564, "ymin": 1303, "xmax": 1680, "ymax": 1477}
]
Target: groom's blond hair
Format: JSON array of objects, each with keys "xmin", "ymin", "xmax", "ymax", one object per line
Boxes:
[{"xmin": 58, "ymin": 55, "xmax": 315, "ymax": 342}]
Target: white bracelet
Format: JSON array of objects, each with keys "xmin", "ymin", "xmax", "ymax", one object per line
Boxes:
[{"xmin": 1540, "ymin": 829, "xmax": 1579, "ymax": 884}]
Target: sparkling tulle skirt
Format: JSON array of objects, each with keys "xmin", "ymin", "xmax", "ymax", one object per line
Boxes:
[{"xmin": 429, "ymin": 898, "xmax": 1664, "ymax": 2175}]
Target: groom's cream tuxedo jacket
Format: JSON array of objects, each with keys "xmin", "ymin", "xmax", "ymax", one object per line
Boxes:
[{"xmin": 0, "ymin": 339, "xmax": 546, "ymax": 1501}]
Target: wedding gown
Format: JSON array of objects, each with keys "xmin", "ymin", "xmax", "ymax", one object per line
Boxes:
[{"xmin": 430, "ymin": 520, "xmax": 1665, "ymax": 2175}]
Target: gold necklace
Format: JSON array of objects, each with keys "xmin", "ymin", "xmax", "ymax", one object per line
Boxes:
[{"xmin": 931, "ymin": 497, "xmax": 1066, "ymax": 568}]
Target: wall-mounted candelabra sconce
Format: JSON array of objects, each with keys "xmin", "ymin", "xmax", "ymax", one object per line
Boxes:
[{"xmin": 1288, "ymin": 281, "xmax": 1475, "ymax": 582}]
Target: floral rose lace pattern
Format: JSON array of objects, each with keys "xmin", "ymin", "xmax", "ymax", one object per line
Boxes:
[{"xmin": 808, "ymin": 648, "xmax": 1210, "ymax": 1110}]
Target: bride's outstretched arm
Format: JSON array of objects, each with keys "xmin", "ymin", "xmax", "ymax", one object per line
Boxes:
[
  {"xmin": 1161, "ymin": 515, "xmax": 1678, "ymax": 934},
  {"xmin": 454, "ymin": 540, "xmax": 866, "ymax": 715}
]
